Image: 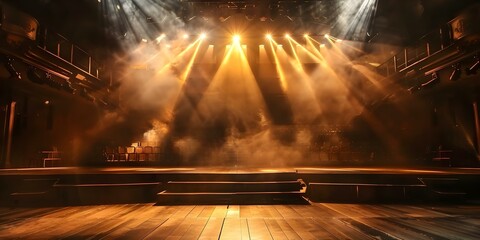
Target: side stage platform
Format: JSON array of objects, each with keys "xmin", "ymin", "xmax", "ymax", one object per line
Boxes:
[{"xmin": 0, "ymin": 167, "xmax": 479, "ymax": 206}]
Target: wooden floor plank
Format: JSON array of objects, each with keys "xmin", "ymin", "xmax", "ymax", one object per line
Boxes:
[
  {"xmin": 314, "ymin": 218, "xmax": 374, "ymax": 240},
  {"xmin": 274, "ymin": 205, "xmax": 302, "ymax": 219},
  {"xmin": 198, "ymin": 206, "xmax": 216, "ymax": 218},
  {"xmin": 263, "ymin": 206, "xmax": 284, "ymax": 219},
  {"xmin": 264, "ymin": 219, "xmax": 288, "ymax": 240},
  {"xmin": 359, "ymin": 217, "xmax": 434, "ymax": 240},
  {"xmin": 171, "ymin": 206, "xmax": 196, "ymax": 219},
  {"xmin": 180, "ymin": 217, "xmax": 209, "ymax": 240},
  {"xmin": 198, "ymin": 217, "xmax": 224, "ymax": 239},
  {"xmin": 166, "ymin": 217, "xmax": 195, "ymax": 239},
  {"xmin": 116, "ymin": 218, "xmax": 169, "ymax": 240},
  {"xmin": 99, "ymin": 218, "xmax": 152, "ymax": 239},
  {"xmin": 274, "ymin": 219, "xmax": 302, "ymax": 240},
  {"xmin": 211, "ymin": 206, "xmax": 228, "ymax": 218},
  {"xmin": 226, "ymin": 205, "xmax": 240, "ymax": 219},
  {"xmin": 247, "ymin": 218, "xmax": 273, "ymax": 240},
  {"xmin": 143, "ymin": 217, "xmax": 185, "ymax": 239},
  {"xmin": 219, "ymin": 218, "xmax": 244, "ymax": 240},
  {"xmin": 186, "ymin": 206, "xmax": 206, "ymax": 219},
  {"xmin": 284, "ymin": 219, "xmax": 319, "ymax": 240}
]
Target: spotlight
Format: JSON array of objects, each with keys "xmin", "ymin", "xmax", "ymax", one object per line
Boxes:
[
  {"xmin": 233, "ymin": 35, "xmax": 240, "ymax": 43},
  {"xmin": 449, "ymin": 63, "xmax": 461, "ymax": 81},
  {"xmin": 285, "ymin": 34, "xmax": 290, "ymax": 38},
  {"xmin": 303, "ymin": 34, "xmax": 309, "ymax": 38},
  {"xmin": 266, "ymin": 34, "xmax": 272, "ymax": 40},
  {"xmin": 183, "ymin": 34, "xmax": 189, "ymax": 39},
  {"xmin": 199, "ymin": 33, "xmax": 206, "ymax": 39},
  {"xmin": 324, "ymin": 34, "xmax": 329, "ymax": 38}
]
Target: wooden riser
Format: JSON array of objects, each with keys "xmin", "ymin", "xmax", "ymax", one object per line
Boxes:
[
  {"xmin": 166, "ymin": 181, "xmax": 302, "ymax": 193},
  {"xmin": 159, "ymin": 172, "xmax": 299, "ymax": 182},
  {"xmin": 307, "ymin": 183, "xmax": 429, "ymax": 203},
  {"xmin": 55, "ymin": 183, "xmax": 161, "ymax": 205},
  {"xmin": 157, "ymin": 191, "xmax": 308, "ymax": 205}
]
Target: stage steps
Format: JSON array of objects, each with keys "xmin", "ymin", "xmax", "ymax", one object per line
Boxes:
[{"xmin": 157, "ymin": 172, "xmax": 307, "ymax": 205}]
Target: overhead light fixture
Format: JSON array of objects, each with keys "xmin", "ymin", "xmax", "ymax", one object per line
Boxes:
[
  {"xmin": 303, "ymin": 34, "xmax": 309, "ymax": 38},
  {"xmin": 266, "ymin": 34, "xmax": 272, "ymax": 40},
  {"xmin": 285, "ymin": 34, "xmax": 290, "ymax": 38}
]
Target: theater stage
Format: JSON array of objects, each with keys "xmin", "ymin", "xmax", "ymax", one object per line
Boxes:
[
  {"xmin": 0, "ymin": 167, "xmax": 479, "ymax": 238},
  {"xmin": 0, "ymin": 166, "xmax": 479, "ymax": 205}
]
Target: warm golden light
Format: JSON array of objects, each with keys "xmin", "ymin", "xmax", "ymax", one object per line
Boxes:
[
  {"xmin": 233, "ymin": 35, "xmax": 241, "ymax": 43},
  {"xmin": 268, "ymin": 39, "xmax": 287, "ymax": 91},
  {"xmin": 180, "ymin": 40, "xmax": 203, "ymax": 82},
  {"xmin": 336, "ymin": 39, "xmax": 343, "ymax": 43},
  {"xmin": 266, "ymin": 34, "xmax": 272, "ymax": 40},
  {"xmin": 285, "ymin": 34, "xmax": 291, "ymax": 38},
  {"xmin": 183, "ymin": 34, "xmax": 189, "ymax": 39},
  {"xmin": 320, "ymin": 44, "xmax": 325, "ymax": 48},
  {"xmin": 200, "ymin": 33, "xmax": 206, "ymax": 39},
  {"xmin": 303, "ymin": 34, "xmax": 309, "ymax": 38},
  {"xmin": 324, "ymin": 34, "xmax": 329, "ymax": 38}
]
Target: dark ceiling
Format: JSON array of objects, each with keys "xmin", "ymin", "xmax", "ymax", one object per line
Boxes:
[{"xmin": 3, "ymin": 0, "xmax": 478, "ymax": 58}]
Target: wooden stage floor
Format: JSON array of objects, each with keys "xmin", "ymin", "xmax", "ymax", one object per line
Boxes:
[{"xmin": 1, "ymin": 203, "xmax": 479, "ymax": 239}]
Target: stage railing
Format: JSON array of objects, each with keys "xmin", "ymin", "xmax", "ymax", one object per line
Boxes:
[
  {"xmin": 37, "ymin": 28, "xmax": 103, "ymax": 80},
  {"xmin": 377, "ymin": 25, "xmax": 453, "ymax": 77}
]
